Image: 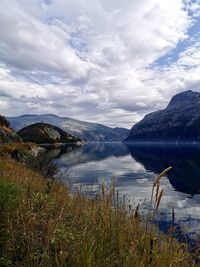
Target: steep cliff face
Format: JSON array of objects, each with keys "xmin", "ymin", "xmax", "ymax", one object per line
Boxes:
[
  {"xmin": 18, "ymin": 123, "xmax": 82, "ymax": 144},
  {"xmin": 125, "ymin": 90, "xmax": 200, "ymax": 142}
]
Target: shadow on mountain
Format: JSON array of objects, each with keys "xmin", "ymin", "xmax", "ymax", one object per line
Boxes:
[{"xmin": 126, "ymin": 143, "xmax": 200, "ymax": 195}]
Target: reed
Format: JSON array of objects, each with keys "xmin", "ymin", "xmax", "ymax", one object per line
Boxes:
[{"xmin": 0, "ymin": 158, "xmax": 199, "ymax": 267}]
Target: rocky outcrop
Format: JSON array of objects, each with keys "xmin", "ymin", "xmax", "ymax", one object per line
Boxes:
[
  {"xmin": 0, "ymin": 127, "xmax": 22, "ymax": 143},
  {"xmin": 18, "ymin": 123, "xmax": 82, "ymax": 144},
  {"xmin": 0, "ymin": 115, "xmax": 22, "ymax": 143},
  {"xmin": 0, "ymin": 142, "xmax": 44, "ymax": 159},
  {"xmin": 125, "ymin": 90, "xmax": 200, "ymax": 142},
  {"xmin": 0, "ymin": 116, "xmax": 45, "ymax": 162}
]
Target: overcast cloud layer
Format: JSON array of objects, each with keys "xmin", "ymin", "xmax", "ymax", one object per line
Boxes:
[{"xmin": 0, "ymin": 0, "xmax": 200, "ymax": 127}]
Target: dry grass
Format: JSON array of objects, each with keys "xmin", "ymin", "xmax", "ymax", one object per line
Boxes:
[
  {"xmin": 0, "ymin": 158, "xmax": 199, "ymax": 267},
  {"xmin": 1, "ymin": 126, "xmax": 13, "ymax": 134}
]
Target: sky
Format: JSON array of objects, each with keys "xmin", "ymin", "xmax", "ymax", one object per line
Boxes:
[{"xmin": 0, "ymin": 0, "xmax": 200, "ymax": 128}]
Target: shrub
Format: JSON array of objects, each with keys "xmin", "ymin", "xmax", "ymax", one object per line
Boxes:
[
  {"xmin": 24, "ymin": 153, "xmax": 58, "ymax": 178},
  {"xmin": 0, "ymin": 115, "xmax": 10, "ymax": 128}
]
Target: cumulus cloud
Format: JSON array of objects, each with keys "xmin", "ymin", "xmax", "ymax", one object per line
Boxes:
[
  {"xmin": 0, "ymin": 0, "xmax": 200, "ymax": 127},
  {"xmin": 0, "ymin": 1, "xmax": 91, "ymax": 79}
]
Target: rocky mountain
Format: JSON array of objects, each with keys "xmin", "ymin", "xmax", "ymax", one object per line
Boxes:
[
  {"xmin": 125, "ymin": 90, "xmax": 200, "ymax": 142},
  {"xmin": 0, "ymin": 115, "xmax": 21, "ymax": 143},
  {"xmin": 8, "ymin": 114, "xmax": 129, "ymax": 142},
  {"xmin": 18, "ymin": 123, "xmax": 82, "ymax": 144}
]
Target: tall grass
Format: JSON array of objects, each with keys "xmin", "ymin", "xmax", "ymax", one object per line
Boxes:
[{"xmin": 0, "ymin": 158, "xmax": 199, "ymax": 267}]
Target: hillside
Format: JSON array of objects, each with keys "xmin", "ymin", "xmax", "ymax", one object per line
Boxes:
[
  {"xmin": 8, "ymin": 114, "xmax": 129, "ymax": 142},
  {"xmin": 18, "ymin": 123, "xmax": 82, "ymax": 144}
]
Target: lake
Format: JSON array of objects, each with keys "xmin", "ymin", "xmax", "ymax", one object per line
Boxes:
[{"xmin": 48, "ymin": 142, "xmax": 200, "ymax": 241}]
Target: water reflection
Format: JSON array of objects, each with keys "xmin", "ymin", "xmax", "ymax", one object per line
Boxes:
[
  {"xmin": 49, "ymin": 142, "xmax": 200, "ymax": 238},
  {"xmin": 50, "ymin": 142, "xmax": 200, "ymax": 196},
  {"xmin": 48, "ymin": 142, "xmax": 129, "ymax": 165},
  {"xmin": 127, "ymin": 144, "xmax": 200, "ymax": 195}
]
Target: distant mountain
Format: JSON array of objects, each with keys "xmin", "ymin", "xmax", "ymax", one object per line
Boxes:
[
  {"xmin": 18, "ymin": 123, "xmax": 82, "ymax": 144},
  {"xmin": 8, "ymin": 114, "xmax": 129, "ymax": 142},
  {"xmin": 125, "ymin": 90, "xmax": 200, "ymax": 142}
]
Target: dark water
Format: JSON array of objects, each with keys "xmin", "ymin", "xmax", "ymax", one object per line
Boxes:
[{"xmin": 48, "ymin": 142, "xmax": 200, "ymax": 239}]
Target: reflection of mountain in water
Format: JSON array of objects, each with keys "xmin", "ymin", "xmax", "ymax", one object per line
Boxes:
[
  {"xmin": 126, "ymin": 144, "xmax": 200, "ymax": 195},
  {"xmin": 48, "ymin": 142, "xmax": 200, "ymax": 196},
  {"xmin": 49, "ymin": 142, "xmax": 200, "ymax": 242},
  {"xmin": 49, "ymin": 142, "xmax": 129, "ymax": 167}
]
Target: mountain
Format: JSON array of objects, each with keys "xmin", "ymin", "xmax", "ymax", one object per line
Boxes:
[
  {"xmin": 125, "ymin": 90, "xmax": 200, "ymax": 142},
  {"xmin": 8, "ymin": 114, "xmax": 129, "ymax": 142},
  {"xmin": 18, "ymin": 123, "xmax": 82, "ymax": 144}
]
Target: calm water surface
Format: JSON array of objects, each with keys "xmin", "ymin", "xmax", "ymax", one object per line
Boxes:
[{"xmin": 48, "ymin": 142, "xmax": 200, "ymax": 240}]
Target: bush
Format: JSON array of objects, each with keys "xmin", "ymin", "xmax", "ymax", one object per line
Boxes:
[{"xmin": 24, "ymin": 153, "xmax": 58, "ymax": 178}]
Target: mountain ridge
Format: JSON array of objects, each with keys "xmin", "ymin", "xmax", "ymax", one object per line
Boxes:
[
  {"xmin": 125, "ymin": 90, "xmax": 200, "ymax": 142},
  {"xmin": 9, "ymin": 114, "xmax": 129, "ymax": 142}
]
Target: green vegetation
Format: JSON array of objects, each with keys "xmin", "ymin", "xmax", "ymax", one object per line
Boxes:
[
  {"xmin": 0, "ymin": 179, "xmax": 20, "ymax": 266},
  {"xmin": 0, "ymin": 158, "xmax": 199, "ymax": 267}
]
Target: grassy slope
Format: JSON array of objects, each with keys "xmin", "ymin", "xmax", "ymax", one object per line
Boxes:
[
  {"xmin": 0, "ymin": 159, "xmax": 199, "ymax": 267},
  {"xmin": 0, "ymin": 143, "xmax": 40, "ymax": 155}
]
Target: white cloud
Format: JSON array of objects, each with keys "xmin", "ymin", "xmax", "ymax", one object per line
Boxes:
[
  {"xmin": 0, "ymin": 0, "xmax": 199, "ymax": 127},
  {"xmin": 0, "ymin": 0, "xmax": 90, "ymax": 79}
]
